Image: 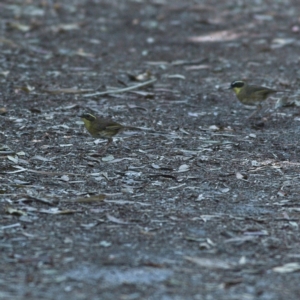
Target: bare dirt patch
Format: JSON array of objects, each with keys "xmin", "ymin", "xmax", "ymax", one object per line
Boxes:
[{"xmin": 1, "ymin": 1, "xmax": 300, "ymax": 299}]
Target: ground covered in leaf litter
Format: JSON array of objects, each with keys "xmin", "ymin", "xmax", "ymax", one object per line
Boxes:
[{"xmin": 1, "ymin": 0, "xmax": 300, "ymax": 299}]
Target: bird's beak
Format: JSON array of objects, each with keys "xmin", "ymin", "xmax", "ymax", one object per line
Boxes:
[{"xmin": 227, "ymin": 86, "xmax": 233, "ymax": 90}]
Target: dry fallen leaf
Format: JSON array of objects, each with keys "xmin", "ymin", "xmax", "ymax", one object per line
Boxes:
[
  {"xmin": 0, "ymin": 107, "xmax": 7, "ymax": 115},
  {"xmin": 200, "ymin": 214, "xmax": 221, "ymax": 222},
  {"xmin": 104, "ymin": 200, "xmax": 151, "ymax": 206},
  {"xmin": 271, "ymin": 38, "xmax": 295, "ymax": 49},
  {"xmin": 14, "ymin": 84, "xmax": 35, "ymax": 93},
  {"xmin": 208, "ymin": 125, "xmax": 220, "ymax": 131},
  {"xmin": 185, "ymin": 64, "xmax": 211, "ymax": 71},
  {"xmin": 167, "ymin": 74, "xmax": 186, "ymax": 80},
  {"xmin": 236, "ymin": 172, "xmax": 248, "ymax": 180},
  {"xmin": 106, "ymin": 214, "xmax": 130, "ymax": 224},
  {"xmin": 185, "ymin": 256, "xmax": 234, "ymax": 270},
  {"xmin": 188, "ymin": 30, "xmax": 243, "ymax": 42},
  {"xmin": 0, "ymin": 71, "xmax": 9, "ymax": 77},
  {"xmin": 224, "ymin": 236, "xmax": 257, "ymax": 244},
  {"xmin": 31, "ymin": 155, "xmax": 53, "ymax": 162},
  {"xmin": 243, "ymin": 230, "xmax": 268, "ymax": 236},
  {"xmin": 75, "ymin": 48, "xmax": 94, "ymax": 58},
  {"xmin": 7, "ymin": 156, "xmax": 19, "ymax": 164},
  {"xmin": 177, "ymin": 164, "xmax": 190, "ymax": 173},
  {"xmin": 102, "ymin": 155, "xmax": 115, "ymax": 162},
  {"xmin": 251, "ymin": 160, "xmax": 260, "ymax": 167},
  {"xmin": 60, "ymin": 175, "xmax": 69, "ymax": 182},
  {"xmin": 81, "ymin": 222, "xmax": 99, "ymax": 229},
  {"xmin": 5, "ymin": 207, "xmax": 27, "ymax": 216},
  {"xmin": 195, "ymin": 194, "xmax": 205, "ymax": 201},
  {"xmin": 51, "ymin": 23, "xmax": 81, "ymax": 33},
  {"xmin": 0, "ymin": 37, "xmax": 18, "ymax": 47},
  {"xmin": 127, "ymin": 71, "xmax": 152, "ymax": 81},
  {"xmin": 7, "ymin": 22, "xmax": 31, "ymax": 32},
  {"xmin": 273, "ymin": 263, "xmax": 300, "ymax": 273},
  {"xmin": 99, "ymin": 241, "xmax": 112, "ymax": 247},
  {"xmin": 39, "ymin": 208, "xmax": 79, "ymax": 214},
  {"xmin": 151, "ymin": 163, "xmax": 161, "ymax": 169}
]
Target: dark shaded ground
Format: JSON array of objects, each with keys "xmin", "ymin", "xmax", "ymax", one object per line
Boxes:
[{"xmin": 1, "ymin": 0, "xmax": 300, "ymax": 299}]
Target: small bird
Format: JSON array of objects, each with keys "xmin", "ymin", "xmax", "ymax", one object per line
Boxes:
[
  {"xmin": 79, "ymin": 113, "xmax": 138, "ymax": 154},
  {"xmin": 228, "ymin": 80, "xmax": 278, "ymax": 118}
]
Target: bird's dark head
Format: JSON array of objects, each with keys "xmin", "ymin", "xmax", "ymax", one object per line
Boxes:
[
  {"xmin": 79, "ymin": 113, "xmax": 97, "ymax": 122},
  {"xmin": 229, "ymin": 80, "xmax": 245, "ymax": 90}
]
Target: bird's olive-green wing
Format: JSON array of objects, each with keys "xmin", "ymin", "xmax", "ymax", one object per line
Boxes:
[
  {"xmin": 93, "ymin": 119, "xmax": 121, "ymax": 131},
  {"xmin": 105, "ymin": 123, "xmax": 123, "ymax": 132},
  {"xmin": 251, "ymin": 86, "xmax": 277, "ymax": 97},
  {"xmin": 91, "ymin": 119, "xmax": 123, "ymax": 139}
]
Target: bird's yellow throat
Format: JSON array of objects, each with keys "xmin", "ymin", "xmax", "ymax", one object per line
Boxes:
[{"xmin": 232, "ymin": 86, "xmax": 242, "ymax": 96}]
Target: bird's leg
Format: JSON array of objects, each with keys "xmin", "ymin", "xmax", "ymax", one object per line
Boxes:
[
  {"xmin": 98, "ymin": 138, "xmax": 112, "ymax": 155},
  {"xmin": 248, "ymin": 103, "xmax": 262, "ymax": 119},
  {"xmin": 263, "ymin": 99, "xmax": 278, "ymax": 120}
]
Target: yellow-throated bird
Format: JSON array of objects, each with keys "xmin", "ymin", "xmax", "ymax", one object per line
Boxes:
[
  {"xmin": 79, "ymin": 113, "xmax": 138, "ymax": 154},
  {"xmin": 229, "ymin": 80, "xmax": 278, "ymax": 118}
]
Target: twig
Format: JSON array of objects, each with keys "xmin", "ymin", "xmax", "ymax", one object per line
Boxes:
[
  {"xmin": 18, "ymin": 194, "xmax": 56, "ymax": 206},
  {"xmin": 1, "ymin": 223, "xmax": 21, "ymax": 230},
  {"xmin": 41, "ymin": 88, "xmax": 94, "ymax": 94},
  {"xmin": 27, "ymin": 169, "xmax": 82, "ymax": 176},
  {"xmin": 3, "ymin": 166, "xmax": 81, "ymax": 176},
  {"xmin": 82, "ymin": 78, "xmax": 157, "ymax": 97}
]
